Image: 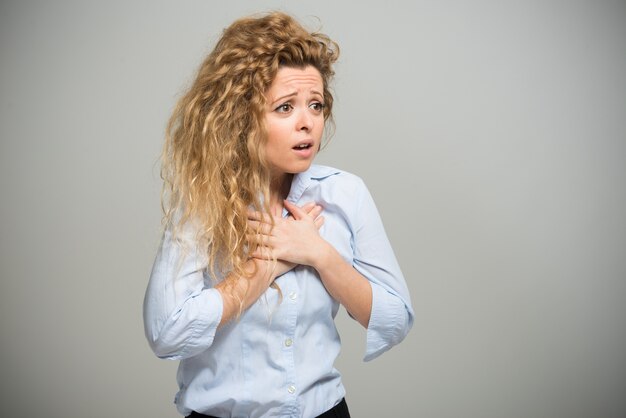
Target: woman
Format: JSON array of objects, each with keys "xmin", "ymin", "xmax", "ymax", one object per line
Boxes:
[{"xmin": 143, "ymin": 12, "xmax": 414, "ymax": 418}]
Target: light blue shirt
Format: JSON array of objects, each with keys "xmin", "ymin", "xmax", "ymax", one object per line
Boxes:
[{"xmin": 143, "ymin": 165, "xmax": 414, "ymax": 417}]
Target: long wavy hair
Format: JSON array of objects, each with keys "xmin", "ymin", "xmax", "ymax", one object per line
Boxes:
[{"xmin": 161, "ymin": 12, "xmax": 339, "ymax": 289}]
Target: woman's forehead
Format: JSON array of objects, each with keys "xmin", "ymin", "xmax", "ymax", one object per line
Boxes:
[{"xmin": 267, "ymin": 66, "xmax": 323, "ymax": 97}]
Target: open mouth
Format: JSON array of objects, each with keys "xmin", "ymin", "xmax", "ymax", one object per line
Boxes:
[{"xmin": 293, "ymin": 143, "xmax": 313, "ymax": 150}]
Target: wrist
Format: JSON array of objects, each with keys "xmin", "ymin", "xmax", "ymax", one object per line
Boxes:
[
  {"xmin": 311, "ymin": 240, "xmax": 336, "ymax": 273},
  {"xmin": 251, "ymin": 258, "xmax": 278, "ymax": 285}
]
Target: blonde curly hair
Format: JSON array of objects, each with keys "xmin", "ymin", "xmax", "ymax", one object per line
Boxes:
[{"xmin": 161, "ymin": 12, "xmax": 339, "ymax": 284}]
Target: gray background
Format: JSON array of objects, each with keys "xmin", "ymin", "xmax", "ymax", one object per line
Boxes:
[{"xmin": 1, "ymin": 0, "xmax": 625, "ymax": 417}]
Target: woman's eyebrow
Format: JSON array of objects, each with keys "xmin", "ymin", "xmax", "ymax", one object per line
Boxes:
[
  {"xmin": 271, "ymin": 92, "xmax": 297, "ymax": 105},
  {"xmin": 271, "ymin": 89, "xmax": 323, "ymax": 105}
]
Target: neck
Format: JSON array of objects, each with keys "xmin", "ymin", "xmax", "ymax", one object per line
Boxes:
[{"xmin": 269, "ymin": 173, "xmax": 293, "ymax": 207}]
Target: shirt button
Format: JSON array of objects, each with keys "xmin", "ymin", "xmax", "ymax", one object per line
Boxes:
[
  {"xmin": 284, "ymin": 338, "xmax": 293, "ymax": 347},
  {"xmin": 289, "ymin": 292, "xmax": 297, "ymax": 300},
  {"xmin": 287, "ymin": 385, "xmax": 296, "ymax": 394}
]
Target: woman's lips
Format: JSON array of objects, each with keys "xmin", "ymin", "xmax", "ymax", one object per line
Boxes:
[{"xmin": 292, "ymin": 142, "xmax": 314, "ymax": 158}]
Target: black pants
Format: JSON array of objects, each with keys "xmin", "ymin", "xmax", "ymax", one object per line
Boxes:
[{"xmin": 187, "ymin": 397, "xmax": 351, "ymax": 418}]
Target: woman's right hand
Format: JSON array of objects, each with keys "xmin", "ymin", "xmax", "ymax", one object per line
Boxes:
[
  {"xmin": 247, "ymin": 201, "xmax": 323, "ymax": 278},
  {"xmin": 215, "ymin": 202, "xmax": 323, "ymax": 328}
]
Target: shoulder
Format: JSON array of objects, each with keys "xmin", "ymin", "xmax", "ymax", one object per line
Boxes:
[
  {"xmin": 307, "ymin": 164, "xmax": 366, "ymax": 189},
  {"xmin": 302, "ymin": 165, "xmax": 371, "ymax": 210}
]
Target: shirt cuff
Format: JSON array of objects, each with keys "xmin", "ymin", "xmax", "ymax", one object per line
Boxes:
[
  {"xmin": 363, "ymin": 282, "xmax": 406, "ymax": 362},
  {"xmin": 158, "ymin": 287, "xmax": 224, "ymax": 360},
  {"xmin": 189, "ymin": 287, "xmax": 223, "ymax": 349}
]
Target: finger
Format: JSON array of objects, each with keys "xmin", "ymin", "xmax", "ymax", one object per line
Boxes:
[
  {"xmin": 283, "ymin": 199, "xmax": 307, "ymax": 220},
  {"xmin": 300, "ymin": 202, "xmax": 316, "ymax": 214},
  {"xmin": 288, "ymin": 202, "xmax": 315, "ymax": 220},
  {"xmin": 250, "ymin": 251, "xmax": 271, "ymax": 260},
  {"xmin": 250, "ymin": 246, "xmax": 273, "ymax": 260},
  {"xmin": 246, "ymin": 233, "xmax": 272, "ymax": 247},
  {"xmin": 247, "ymin": 209, "xmax": 272, "ymax": 223},
  {"xmin": 309, "ymin": 204, "xmax": 323, "ymax": 220},
  {"xmin": 247, "ymin": 220, "xmax": 273, "ymax": 235},
  {"xmin": 247, "ymin": 232, "xmax": 278, "ymax": 247},
  {"xmin": 314, "ymin": 215, "xmax": 325, "ymax": 230}
]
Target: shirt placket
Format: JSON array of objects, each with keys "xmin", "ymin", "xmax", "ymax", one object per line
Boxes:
[{"xmin": 281, "ymin": 275, "xmax": 300, "ymax": 414}]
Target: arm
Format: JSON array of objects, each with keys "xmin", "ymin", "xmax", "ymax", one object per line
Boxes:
[
  {"xmin": 143, "ymin": 204, "xmax": 321, "ymax": 359},
  {"xmin": 249, "ymin": 179, "xmax": 414, "ymax": 361},
  {"xmin": 214, "ymin": 258, "xmax": 291, "ymax": 327},
  {"xmin": 143, "ymin": 224, "xmax": 286, "ymax": 360},
  {"xmin": 143, "ymin": 224, "xmax": 223, "ymax": 360},
  {"xmin": 248, "ymin": 199, "xmax": 377, "ymax": 328},
  {"xmin": 348, "ymin": 181, "xmax": 414, "ymax": 361},
  {"xmin": 218, "ymin": 202, "xmax": 323, "ymax": 325},
  {"xmin": 281, "ymin": 200, "xmax": 373, "ymax": 328}
]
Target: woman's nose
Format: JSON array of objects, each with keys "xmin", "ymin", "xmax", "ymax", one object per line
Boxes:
[{"xmin": 296, "ymin": 109, "xmax": 313, "ymax": 132}]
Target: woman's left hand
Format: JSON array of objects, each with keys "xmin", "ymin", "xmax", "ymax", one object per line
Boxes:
[
  {"xmin": 247, "ymin": 200, "xmax": 329, "ymax": 267},
  {"xmin": 249, "ymin": 200, "xmax": 373, "ymax": 328}
]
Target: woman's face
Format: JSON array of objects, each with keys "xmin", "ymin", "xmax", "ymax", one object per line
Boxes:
[{"xmin": 264, "ymin": 66, "xmax": 325, "ymax": 180}]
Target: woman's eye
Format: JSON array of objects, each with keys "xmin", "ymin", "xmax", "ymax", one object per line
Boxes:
[
  {"xmin": 310, "ymin": 102, "xmax": 325, "ymax": 112},
  {"xmin": 275, "ymin": 103, "xmax": 293, "ymax": 113}
]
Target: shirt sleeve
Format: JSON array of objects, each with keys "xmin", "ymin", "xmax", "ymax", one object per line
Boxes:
[
  {"xmin": 350, "ymin": 178, "xmax": 414, "ymax": 361},
  {"xmin": 143, "ymin": 222, "xmax": 223, "ymax": 360}
]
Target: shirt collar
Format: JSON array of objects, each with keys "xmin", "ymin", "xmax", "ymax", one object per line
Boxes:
[{"xmin": 286, "ymin": 164, "xmax": 341, "ymax": 206}]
